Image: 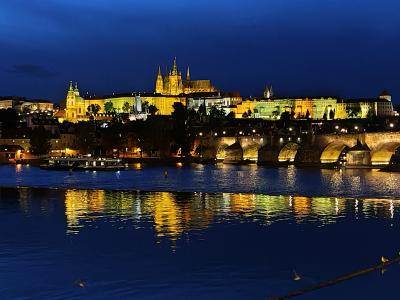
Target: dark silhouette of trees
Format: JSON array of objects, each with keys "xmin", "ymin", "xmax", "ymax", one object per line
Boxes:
[
  {"xmin": 171, "ymin": 102, "xmax": 193, "ymax": 156},
  {"xmin": 148, "ymin": 104, "xmax": 159, "ymax": 115},
  {"xmin": 122, "ymin": 102, "xmax": 131, "ymax": 113},
  {"xmin": 104, "ymin": 101, "xmax": 114, "ymax": 113},
  {"xmin": 76, "ymin": 122, "xmax": 97, "ymax": 154},
  {"xmin": 29, "ymin": 126, "xmax": 51, "ymax": 155}
]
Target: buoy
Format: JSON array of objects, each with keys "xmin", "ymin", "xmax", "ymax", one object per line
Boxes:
[
  {"xmin": 292, "ymin": 270, "xmax": 301, "ymax": 281},
  {"xmin": 381, "ymin": 256, "xmax": 389, "ymax": 264},
  {"xmin": 74, "ymin": 279, "xmax": 86, "ymax": 288}
]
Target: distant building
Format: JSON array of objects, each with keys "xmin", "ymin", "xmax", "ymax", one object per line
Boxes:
[
  {"xmin": 0, "ymin": 96, "xmax": 53, "ymax": 112},
  {"xmin": 232, "ymin": 88, "xmax": 394, "ymax": 120},
  {"xmin": 155, "ymin": 57, "xmax": 216, "ymax": 95},
  {"xmin": 186, "ymin": 91, "xmax": 242, "ymax": 114},
  {"xmin": 64, "ymin": 58, "xmax": 219, "ymax": 122}
]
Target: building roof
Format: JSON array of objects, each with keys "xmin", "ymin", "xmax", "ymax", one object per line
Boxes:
[{"xmin": 338, "ymin": 98, "xmax": 390, "ymax": 103}]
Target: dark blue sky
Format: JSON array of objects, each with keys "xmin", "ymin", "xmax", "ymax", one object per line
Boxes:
[{"xmin": 1, "ymin": 0, "xmax": 399, "ymax": 102}]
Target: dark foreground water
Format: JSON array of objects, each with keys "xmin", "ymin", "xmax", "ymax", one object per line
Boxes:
[{"xmin": 1, "ymin": 165, "xmax": 400, "ymax": 299}]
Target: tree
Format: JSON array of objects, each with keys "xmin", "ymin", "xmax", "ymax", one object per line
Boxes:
[
  {"xmin": 198, "ymin": 103, "xmax": 207, "ymax": 117},
  {"xmin": 29, "ymin": 126, "xmax": 51, "ymax": 155},
  {"xmin": 280, "ymin": 111, "xmax": 291, "ymax": 121},
  {"xmin": 329, "ymin": 109, "xmax": 335, "ymax": 120},
  {"xmin": 209, "ymin": 106, "xmax": 226, "ymax": 119},
  {"xmin": 0, "ymin": 108, "xmax": 19, "ymax": 137},
  {"xmin": 142, "ymin": 101, "xmax": 149, "ymax": 113},
  {"xmin": 104, "ymin": 101, "xmax": 114, "ymax": 113},
  {"xmin": 101, "ymin": 123, "xmax": 126, "ymax": 156},
  {"xmin": 171, "ymin": 102, "xmax": 193, "ymax": 156},
  {"xmin": 87, "ymin": 104, "xmax": 100, "ymax": 116},
  {"xmin": 226, "ymin": 111, "xmax": 235, "ymax": 119},
  {"xmin": 76, "ymin": 122, "xmax": 97, "ymax": 154},
  {"xmin": 323, "ymin": 113, "xmax": 327, "ymax": 120},
  {"xmin": 346, "ymin": 105, "xmax": 361, "ymax": 118},
  {"xmin": 209, "ymin": 106, "xmax": 226, "ymax": 130},
  {"xmin": 367, "ymin": 108, "xmax": 375, "ymax": 119},
  {"xmin": 305, "ymin": 110, "xmax": 311, "ymax": 119},
  {"xmin": 148, "ymin": 104, "xmax": 159, "ymax": 115},
  {"xmin": 122, "ymin": 102, "xmax": 131, "ymax": 113}
]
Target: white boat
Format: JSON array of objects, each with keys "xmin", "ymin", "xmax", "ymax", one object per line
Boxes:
[{"xmin": 40, "ymin": 156, "xmax": 126, "ymax": 171}]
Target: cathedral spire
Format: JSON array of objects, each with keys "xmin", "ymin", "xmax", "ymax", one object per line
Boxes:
[
  {"xmin": 157, "ymin": 65, "xmax": 162, "ymax": 77},
  {"xmin": 69, "ymin": 81, "xmax": 73, "ymax": 91},
  {"xmin": 186, "ymin": 66, "xmax": 190, "ymax": 81},
  {"xmin": 172, "ymin": 57, "xmax": 178, "ymax": 75}
]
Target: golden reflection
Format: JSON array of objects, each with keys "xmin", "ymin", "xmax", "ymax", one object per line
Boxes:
[
  {"xmin": 65, "ymin": 189, "xmax": 105, "ymax": 233},
  {"xmin": 132, "ymin": 163, "xmax": 142, "ymax": 170},
  {"xmin": 229, "ymin": 193, "xmax": 256, "ymax": 214},
  {"xmin": 292, "ymin": 196, "xmax": 312, "ymax": 221},
  {"xmin": 15, "ymin": 164, "xmax": 22, "ymax": 173},
  {"xmin": 62, "ymin": 189, "xmax": 400, "ymax": 243}
]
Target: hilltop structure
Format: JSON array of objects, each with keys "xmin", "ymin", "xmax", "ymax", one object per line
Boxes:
[
  {"xmin": 63, "ymin": 57, "xmax": 394, "ymax": 122},
  {"xmin": 65, "ymin": 58, "xmax": 220, "ymax": 122},
  {"xmin": 155, "ymin": 57, "xmax": 216, "ymax": 95}
]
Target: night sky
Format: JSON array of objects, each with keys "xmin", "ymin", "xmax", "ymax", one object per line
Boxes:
[{"xmin": 1, "ymin": 0, "xmax": 399, "ymax": 102}]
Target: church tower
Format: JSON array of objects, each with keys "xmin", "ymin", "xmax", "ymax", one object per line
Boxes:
[
  {"xmin": 186, "ymin": 66, "xmax": 190, "ymax": 81},
  {"xmin": 155, "ymin": 66, "xmax": 164, "ymax": 94},
  {"xmin": 168, "ymin": 57, "xmax": 183, "ymax": 95},
  {"xmin": 67, "ymin": 81, "xmax": 76, "ymax": 107},
  {"xmin": 264, "ymin": 84, "xmax": 273, "ymax": 99}
]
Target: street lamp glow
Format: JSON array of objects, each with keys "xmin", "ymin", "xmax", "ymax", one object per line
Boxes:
[
  {"xmin": 390, "ymin": 123, "xmax": 394, "ymax": 128},
  {"xmin": 354, "ymin": 126, "xmax": 358, "ymax": 130},
  {"xmin": 335, "ymin": 125, "xmax": 339, "ymax": 130},
  {"xmin": 199, "ymin": 132, "xmax": 203, "ymax": 136}
]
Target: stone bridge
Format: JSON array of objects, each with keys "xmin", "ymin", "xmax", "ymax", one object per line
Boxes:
[{"xmin": 194, "ymin": 132, "xmax": 400, "ymax": 167}]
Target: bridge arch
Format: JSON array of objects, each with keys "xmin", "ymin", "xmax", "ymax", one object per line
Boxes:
[
  {"xmin": 278, "ymin": 142, "xmax": 300, "ymax": 163},
  {"xmin": 320, "ymin": 142, "xmax": 350, "ymax": 164},
  {"xmin": 243, "ymin": 143, "xmax": 260, "ymax": 161},
  {"xmin": 371, "ymin": 142, "xmax": 400, "ymax": 166}
]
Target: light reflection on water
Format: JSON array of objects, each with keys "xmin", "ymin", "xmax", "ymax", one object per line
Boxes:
[
  {"xmin": 59, "ymin": 189, "xmax": 400, "ymax": 239},
  {"xmin": 1, "ymin": 188, "xmax": 400, "ymax": 299}
]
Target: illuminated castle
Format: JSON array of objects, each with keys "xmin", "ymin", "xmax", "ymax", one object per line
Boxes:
[{"xmin": 155, "ymin": 57, "xmax": 216, "ymax": 95}]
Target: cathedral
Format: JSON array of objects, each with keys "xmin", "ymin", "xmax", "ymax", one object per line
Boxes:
[{"xmin": 155, "ymin": 57, "xmax": 216, "ymax": 95}]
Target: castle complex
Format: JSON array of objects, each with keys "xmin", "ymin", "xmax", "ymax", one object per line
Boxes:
[
  {"xmin": 63, "ymin": 58, "xmax": 395, "ymax": 123},
  {"xmin": 155, "ymin": 57, "xmax": 216, "ymax": 95},
  {"xmin": 65, "ymin": 58, "xmax": 219, "ymax": 122}
]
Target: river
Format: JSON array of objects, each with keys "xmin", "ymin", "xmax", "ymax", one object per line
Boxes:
[{"xmin": 0, "ymin": 164, "xmax": 399, "ymax": 299}]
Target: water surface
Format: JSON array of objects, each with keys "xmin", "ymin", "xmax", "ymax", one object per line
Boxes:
[
  {"xmin": 0, "ymin": 164, "xmax": 399, "ymax": 198},
  {"xmin": 0, "ymin": 188, "xmax": 399, "ymax": 299}
]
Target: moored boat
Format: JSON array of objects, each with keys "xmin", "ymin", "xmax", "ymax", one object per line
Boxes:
[{"xmin": 40, "ymin": 157, "xmax": 126, "ymax": 171}]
